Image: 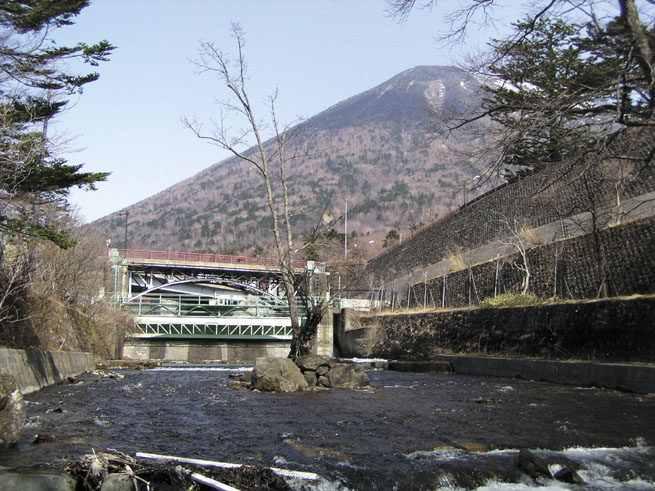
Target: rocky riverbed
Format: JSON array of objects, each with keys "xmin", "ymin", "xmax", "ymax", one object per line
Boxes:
[{"xmin": 1, "ymin": 368, "xmax": 655, "ymax": 489}]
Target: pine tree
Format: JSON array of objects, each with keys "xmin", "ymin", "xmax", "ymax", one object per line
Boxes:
[
  {"xmin": 0, "ymin": 0, "xmax": 113, "ymax": 247},
  {"xmin": 480, "ymin": 15, "xmax": 654, "ymax": 172}
]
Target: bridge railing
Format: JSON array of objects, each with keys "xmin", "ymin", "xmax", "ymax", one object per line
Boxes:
[
  {"xmin": 122, "ymin": 293, "xmax": 291, "ymax": 318},
  {"xmin": 116, "ymin": 248, "xmax": 319, "ymax": 269}
]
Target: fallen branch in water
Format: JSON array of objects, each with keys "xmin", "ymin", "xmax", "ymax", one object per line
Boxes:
[
  {"xmin": 189, "ymin": 471, "xmax": 241, "ymax": 491},
  {"xmin": 66, "ymin": 449, "xmax": 290, "ymax": 490},
  {"xmin": 135, "ymin": 451, "xmax": 322, "ymax": 482}
]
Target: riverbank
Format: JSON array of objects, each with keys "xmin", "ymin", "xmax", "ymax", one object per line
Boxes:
[
  {"xmin": 0, "ymin": 348, "xmax": 94, "ymax": 394},
  {"xmin": 334, "ymin": 295, "xmax": 655, "ymax": 393}
]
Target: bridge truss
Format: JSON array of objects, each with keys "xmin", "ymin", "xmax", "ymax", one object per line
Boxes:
[{"xmin": 113, "ymin": 249, "xmax": 325, "ymax": 340}]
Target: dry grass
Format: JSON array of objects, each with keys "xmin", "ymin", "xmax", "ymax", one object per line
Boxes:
[
  {"xmin": 519, "ymin": 221, "xmax": 546, "ymax": 246},
  {"xmin": 447, "ymin": 250, "xmax": 468, "ymax": 272},
  {"xmin": 478, "ymin": 292, "xmax": 540, "ymax": 308}
]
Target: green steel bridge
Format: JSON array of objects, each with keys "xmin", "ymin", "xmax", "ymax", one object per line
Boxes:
[{"xmin": 112, "ymin": 249, "xmax": 326, "ymax": 341}]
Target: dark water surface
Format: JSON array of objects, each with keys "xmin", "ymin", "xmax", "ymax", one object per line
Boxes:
[{"xmin": 2, "ymin": 369, "xmax": 655, "ymax": 489}]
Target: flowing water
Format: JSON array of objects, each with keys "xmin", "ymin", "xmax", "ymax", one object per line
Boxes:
[{"xmin": 2, "ymin": 368, "xmax": 655, "ymax": 489}]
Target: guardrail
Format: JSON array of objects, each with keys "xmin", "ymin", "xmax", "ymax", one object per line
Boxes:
[{"xmin": 116, "ymin": 249, "xmax": 322, "ymax": 269}]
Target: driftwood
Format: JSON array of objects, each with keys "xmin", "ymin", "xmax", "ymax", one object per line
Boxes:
[
  {"xmin": 66, "ymin": 449, "xmax": 300, "ymax": 490},
  {"xmin": 189, "ymin": 472, "xmax": 241, "ymax": 491},
  {"xmin": 135, "ymin": 451, "xmax": 322, "ymax": 482}
]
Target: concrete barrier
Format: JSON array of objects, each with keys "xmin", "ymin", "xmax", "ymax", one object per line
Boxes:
[
  {"xmin": 0, "ymin": 348, "xmax": 95, "ymax": 394},
  {"xmin": 386, "ymin": 360, "xmax": 453, "ymax": 373},
  {"xmin": 432, "ymin": 354, "xmax": 655, "ymax": 394}
]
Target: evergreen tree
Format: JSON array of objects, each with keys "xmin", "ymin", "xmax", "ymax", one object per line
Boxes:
[
  {"xmin": 0, "ymin": 0, "xmax": 113, "ymax": 247},
  {"xmin": 480, "ymin": 15, "xmax": 654, "ymax": 171}
]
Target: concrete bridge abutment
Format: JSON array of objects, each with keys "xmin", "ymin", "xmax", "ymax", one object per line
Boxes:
[{"xmin": 122, "ymin": 338, "xmax": 291, "ymax": 363}]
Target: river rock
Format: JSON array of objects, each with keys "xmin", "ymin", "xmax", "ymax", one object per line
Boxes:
[
  {"xmin": 230, "ymin": 371, "xmax": 252, "ymax": 383},
  {"xmin": 554, "ymin": 467, "xmax": 585, "ymax": 484},
  {"xmin": 229, "ymin": 370, "xmax": 253, "ymax": 389},
  {"xmin": 250, "ymin": 357, "xmax": 308, "ymax": 392},
  {"xmin": 295, "ymin": 354, "xmax": 332, "ymax": 372},
  {"xmin": 518, "ymin": 448, "xmax": 552, "ymax": 480},
  {"xmin": 0, "ymin": 472, "xmax": 76, "ymax": 491},
  {"xmin": 303, "ymin": 370, "xmax": 317, "ymax": 388},
  {"xmin": 327, "ymin": 364, "xmax": 369, "ymax": 388},
  {"xmin": 0, "ymin": 373, "xmax": 26, "ymax": 448},
  {"xmin": 317, "ymin": 375, "xmax": 330, "ymax": 387},
  {"xmin": 100, "ymin": 473, "xmax": 136, "ymax": 491},
  {"xmin": 32, "ymin": 433, "xmax": 56, "ymax": 444}
]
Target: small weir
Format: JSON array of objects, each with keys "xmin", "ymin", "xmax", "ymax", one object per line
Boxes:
[{"xmin": 2, "ymin": 368, "xmax": 655, "ymax": 489}]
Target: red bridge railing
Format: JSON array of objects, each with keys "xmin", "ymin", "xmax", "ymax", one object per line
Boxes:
[{"xmin": 116, "ymin": 249, "xmax": 319, "ymax": 269}]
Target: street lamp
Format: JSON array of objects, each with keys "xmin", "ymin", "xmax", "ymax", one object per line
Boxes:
[{"xmin": 344, "ymin": 198, "xmax": 348, "ymax": 259}]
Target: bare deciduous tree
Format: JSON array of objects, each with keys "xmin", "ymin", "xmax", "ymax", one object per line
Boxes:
[
  {"xmin": 497, "ymin": 215, "xmax": 535, "ymax": 295},
  {"xmin": 183, "ymin": 24, "xmax": 328, "ymax": 357}
]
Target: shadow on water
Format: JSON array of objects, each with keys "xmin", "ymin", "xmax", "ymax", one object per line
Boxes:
[{"xmin": 2, "ymin": 369, "xmax": 655, "ymax": 489}]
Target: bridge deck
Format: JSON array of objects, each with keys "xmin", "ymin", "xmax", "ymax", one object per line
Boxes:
[{"xmin": 116, "ymin": 249, "xmax": 323, "ymax": 273}]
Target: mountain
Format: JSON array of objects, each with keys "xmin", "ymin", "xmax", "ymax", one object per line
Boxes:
[{"xmin": 93, "ymin": 66, "xmax": 492, "ymax": 259}]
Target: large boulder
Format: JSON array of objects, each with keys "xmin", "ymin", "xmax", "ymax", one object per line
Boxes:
[
  {"xmin": 0, "ymin": 373, "xmax": 26, "ymax": 448},
  {"xmin": 295, "ymin": 355, "xmax": 333, "ymax": 372},
  {"xmin": 326, "ymin": 364, "xmax": 369, "ymax": 388},
  {"xmin": 250, "ymin": 357, "xmax": 308, "ymax": 392}
]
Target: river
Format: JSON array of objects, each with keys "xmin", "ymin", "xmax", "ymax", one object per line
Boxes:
[{"xmin": 1, "ymin": 368, "xmax": 654, "ymax": 489}]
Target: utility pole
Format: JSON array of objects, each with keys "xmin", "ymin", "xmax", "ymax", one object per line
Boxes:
[
  {"xmin": 344, "ymin": 198, "xmax": 348, "ymax": 259},
  {"xmin": 119, "ymin": 211, "xmax": 129, "ymax": 249}
]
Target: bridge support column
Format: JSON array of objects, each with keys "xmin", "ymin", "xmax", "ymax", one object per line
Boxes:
[{"xmin": 312, "ymin": 308, "xmax": 334, "ymax": 358}]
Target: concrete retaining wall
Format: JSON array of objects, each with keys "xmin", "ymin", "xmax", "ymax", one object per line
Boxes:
[
  {"xmin": 0, "ymin": 348, "xmax": 95, "ymax": 394},
  {"xmin": 352, "ymin": 296, "xmax": 655, "ymax": 363},
  {"xmin": 432, "ymin": 355, "xmax": 655, "ymax": 394},
  {"xmin": 334, "ymin": 296, "xmax": 655, "ymax": 393}
]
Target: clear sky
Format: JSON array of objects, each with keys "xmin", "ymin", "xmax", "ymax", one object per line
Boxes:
[{"xmin": 52, "ymin": 0, "xmax": 523, "ymax": 222}]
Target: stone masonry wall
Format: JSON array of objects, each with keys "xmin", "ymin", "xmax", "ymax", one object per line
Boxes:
[
  {"xmin": 353, "ymin": 295, "xmax": 655, "ymax": 363},
  {"xmin": 366, "ymin": 127, "xmax": 655, "ymax": 285},
  {"xmin": 401, "ymin": 215, "xmax": 655, "ymax": 309}
]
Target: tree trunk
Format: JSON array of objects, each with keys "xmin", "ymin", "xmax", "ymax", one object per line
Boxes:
[
  {"xmin": 288, "ymin": 313, "xmax": 319, "ymax": 359},
  {"xmin": 619, "ymin": 0, "xmax": 655, "ymax": 113}
]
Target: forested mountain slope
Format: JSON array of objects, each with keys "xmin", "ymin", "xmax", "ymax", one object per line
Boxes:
[{"xmin": 94, "ymin": 66, "xmax": 492, "ymax": 257}]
